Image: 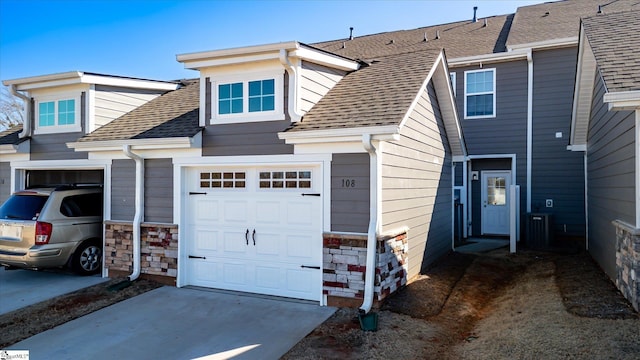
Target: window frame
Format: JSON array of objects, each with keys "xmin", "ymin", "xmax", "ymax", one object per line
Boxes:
[
  {"xmin": 211, "ymin": 70, "xmax": 284, "ymax": 125},
  {"xmin": 449, "ymin": 72, "xmax": 457, "ymax": 97},
  {"xmin": 34, "ymin": 92, "xmax": 82, "ymax": 134},
  {"xmin": 463, "ymin": 68, "xmax": 496, "ymax": 119}
]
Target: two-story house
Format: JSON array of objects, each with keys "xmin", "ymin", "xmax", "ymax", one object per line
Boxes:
[{"xmin": 1, "ymin": 0, "xmax": 638, "ymax": 311}]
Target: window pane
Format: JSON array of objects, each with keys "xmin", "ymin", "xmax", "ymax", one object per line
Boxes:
[
  {"xmin": 262, "ymin": 95, "xmax": 274, "ymax": 111},
  {"xmin": 58, "ymin": 99, "xmax": 75, "ymax": 125},
  {"xmin": 219, "ymin": 100, "xmax": 230, "ymax": 114},
  {"xmin": 219, "ymin": 84, "xmax": 230, "ymax": 99},
  {"xmin": 231, "ymin": 83, "xmax": 243, "ymax": 98},
  {"xmin": 39, "ymin": 101, "xmax": 55, "ymax": 126},
  {"xmin": 248, "ymin": 81, "xmax": 261, "ymax": 96},
  {"xmin": 231, "ymin": 98, "xmax": 243, "ymax": 113},
  {"xmin": 262, "ymin": 79, "xmax": 274, "ymax": 95},
  {"xmin": 249, "ymin": 97, "xmax": 261, "ymax": 112},
  {"xmin": 467, "ymin": 94, "xmax": 493, "ymax": 117}
]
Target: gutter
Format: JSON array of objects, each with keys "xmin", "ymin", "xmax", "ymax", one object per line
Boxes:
[
  {"xmin": 123, "ymin": 145, "xmax": 144, "ymax": 281},
  {"xmin": 9, "ymin": 85, "xmax": 31, "ymax": 139},
  {"xmin": 279, "ymin": 49, "xmax": 303, "ymax": 122},
  {"xmin": 360, "ymin": 134, "xmax": 379, "ymax": 314}
]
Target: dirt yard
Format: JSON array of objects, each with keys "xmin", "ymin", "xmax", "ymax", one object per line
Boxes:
[{"xmin": 1, "ymin": 249, "xmax": 638, "ymax": 359}]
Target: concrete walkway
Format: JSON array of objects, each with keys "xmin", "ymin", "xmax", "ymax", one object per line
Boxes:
[
  {"xmin": 455, "ymin": 238, "xmax": 509, "ymax": 254},
  {"xmin": 8, "ymin": 286, "xmax": 336, "ymax": 360},
  {"xmin": 0, "ymin": 268, "xmax": 108, "ymax": 315}
]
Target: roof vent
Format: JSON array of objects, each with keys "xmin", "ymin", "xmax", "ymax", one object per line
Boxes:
[
  {"xmin": 473, "ymin": 6, "xmax": 478, "ymax": 22},
  {"xmin": 423, "ymin": 32, "xmax": 428, "ymax": 42},
  {"xmin": 389, "ymin": 39, "xmax": 395, "ymax": 44},
  {"xmin": 436, "ymin": 30, "xmax": 440, "ymax": 40},
  {"xmin": 342, "ymin": 41, "xmax": 346, "ymax": 49},
  {"xmin": 483, "ymin": 18, "xmax": 488, "ymax": 27},
  {"xmin": 349, "ymin": 27, "xmax": 354, "ymax": 40},
  {"xmin": 597, "ymin": 5, "xmax": 602, "ymax": 14}
]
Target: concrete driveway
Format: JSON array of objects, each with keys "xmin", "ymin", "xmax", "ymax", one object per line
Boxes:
[
  {"xmin": 0, "ymin": 267, "xmax": 108, "ymax": 315},
  {"xmin": 8, "ymin": 286, "xmax": 336, "ymax": 360}
]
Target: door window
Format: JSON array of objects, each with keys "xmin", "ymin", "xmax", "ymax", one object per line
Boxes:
[{"xmin": 486, "ymin": 176, "xmax": 506, "ymax": 206}]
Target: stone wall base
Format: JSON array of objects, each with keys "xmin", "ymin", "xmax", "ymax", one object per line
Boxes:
[
  {"xmin": 613, "ymin": 220, "xmax": 640, "ymax": 312},
  {"xmin": 322, "ymin": 230, "xmax": 408, "ymax": 306},
  {"xmin": 104, "ymin": 221, "xmax": 178, "ymax": 282}
]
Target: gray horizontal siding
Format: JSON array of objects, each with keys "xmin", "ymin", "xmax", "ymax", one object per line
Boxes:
[
  {"xmin": 299, "ymin": 61, "xmax": 347, "ymax": 114},
  {"xmin": 111, "ymin": 159, "xmax": 135, "ymax": 221},
  {"xmin": 587, "ymin": 74, "xmax": 636, "ymax": 279},
  {"xmin": 331, "ymin": 153, "xmax": 370, "ymax": 233},
  {"xmin": 0, "ymin": 162, "xmax": 11, "ymax": 204},
  {"xmin": 531, "ymin": 47, "xmax": 585, "ymax": 237},
  {"xmin": 30, "ymin": 132, "xmax": 88, "ymax": 160},
  {"xmin": 381, "ymin": 83, "xmax": 452, "ymax": 279},
  {"xmin": 144, "ymin": 158, "xmax": 173, "ymax": 224}
]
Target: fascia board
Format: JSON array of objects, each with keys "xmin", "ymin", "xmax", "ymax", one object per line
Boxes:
[
  {"xmin": 570, "ymin": 25, "xmax": 595, "ymax": 146},
  {"xmin": 278, "ymin": 125, "xmax": 399, "ymax": 143},
  {"xmin": 603, "ymin": 91, "xmax": 640, "ymax": 110},
  {"xmin": 289, "ymin": 48, "xmax": 359, "ymax": 71},
  {"xmin": 79, "ymin": 74, "xmax": 178, "ymax": 91},
  {"xmin": 67, "ymin": 137, "xmax": 197, "ymax": 152},
  {"xmin": 0, "ymin": 144, "xmax": 17, "ymax": 154},
  {"xmin": 2, "ymin": 71, "xmax": 83, "ymax": 87},
  {"xmin": 181, "ymin": 53, "xmax": 282, "ymax": 70},
  {"xmin": 507, "ymin": 37, "xmax": 578, "ymax": 51},
  {"xmin": 177, "ymin": 41, "xmax": 300, "ymax": 63},
  {"xmin": 448, "ymin": 49, "xmax": 530, "ymax": 67},
  {"xmin": 0, "ymin": 139, "xmax": 29, "ymax": 154}
]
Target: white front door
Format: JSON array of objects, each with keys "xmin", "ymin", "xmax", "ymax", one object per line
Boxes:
[
  {"xmin": 481, "ymin": 171, "xmax": 511, "ymax": 235},
  {"xmin": 185, "ymin": 166, "xmax": 322, "ymax": 301}
]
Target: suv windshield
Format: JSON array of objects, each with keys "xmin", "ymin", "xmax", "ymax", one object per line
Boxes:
[{"xmin": 0, "ymin": 194, "xmax": 48, "ymax": 220}]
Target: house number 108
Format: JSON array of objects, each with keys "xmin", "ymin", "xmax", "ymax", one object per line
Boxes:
[{"xmin": 342, "ymin": 179, "xmax": 356, "ymax": 188}]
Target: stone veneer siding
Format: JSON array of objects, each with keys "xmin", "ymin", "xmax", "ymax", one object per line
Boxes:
[
  {"xmin": 322, "ymin": 231, "xmax": 408, "ymax": 305},
  {"xmin": 104, "ymin": 221, "xmax": 178, "ymax": 281},
  {"xmin": 613, "ymin": 220, "xmax": 640, "ymax": 312}
]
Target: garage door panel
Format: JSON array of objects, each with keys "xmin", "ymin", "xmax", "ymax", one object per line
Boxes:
[{"xmin": 186, "ymin": 166, "xmax": 322, "ymax": 301}]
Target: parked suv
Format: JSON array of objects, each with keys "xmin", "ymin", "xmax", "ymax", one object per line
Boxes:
[{"xmin": 0, "ymin": 185, "xmax": 103, "ymax": 275}]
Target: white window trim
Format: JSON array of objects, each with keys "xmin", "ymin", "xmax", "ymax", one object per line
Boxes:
[
  {"xmin": 464, "ymin": 68, "xmax": 496, "ymax": 119},
  {"xmin": 34, "ymin": 92, "xmax": 82, "ymax": 135},
  {"xmin": 450, "ymin": 72, "xmax": 457, "ymax": 97},
  {"xmin": 210, "ymin": 69, "xmax": 285, "ymax": 124}
]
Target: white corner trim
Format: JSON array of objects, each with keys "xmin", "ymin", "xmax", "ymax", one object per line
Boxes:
[
  {"xmin": 603, "ymin": 91, "xmax": 640, "ymax": 111},
  {"xmin": 636, "ymin": 109, "xmax": 640, "ymax": 228},
  {"xmin": 507, "ymin": 37, "xmax": 578, "ymax": 52},
  {"xmin": 526, "ymin": 49, "xmax": 533, "ymax": 213}
]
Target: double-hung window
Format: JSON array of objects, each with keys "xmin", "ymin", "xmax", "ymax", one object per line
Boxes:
[
  {"xmin": 35, "ymin": 94, "xmax": 81, "ymax": 134},
  {"xmin": 212, "ymin": 70, "xmax": 283, "ymax": 124},
  {"xmin": 464, "ymin": 69, "xmax": 495, "ymax": 118}
]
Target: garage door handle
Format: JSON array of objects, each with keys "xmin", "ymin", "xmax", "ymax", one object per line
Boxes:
[
  {"xmin": 301, "ymin": 193, "xmax": 321, "ymax": 197},
  {"xmin": 301, "ymin": 265, "xmax": 320, "ymax": 269},
  {"xmin": 252, "ymin": 229, "xmax": 256, "ymax": 246},
  {"xmin": 245, "ymin": 229, "xmax": 249, "ymax": 245},
  {"xmin": 189, "ymin": 192, "xmax": 207, "ymax": 195},
  {"xmin": 188, "ymin": 255, "xmax": 206, "ymax": 259}
]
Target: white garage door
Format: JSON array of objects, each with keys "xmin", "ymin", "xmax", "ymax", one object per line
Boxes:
[{"xmin": 185, "ymin": 165, "xmax": 323, "ymax": 301}]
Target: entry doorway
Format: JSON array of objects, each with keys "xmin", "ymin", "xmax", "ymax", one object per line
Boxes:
[{"xmin": 481, "ymin": 171, "xmax": 511, "ymax": 235}]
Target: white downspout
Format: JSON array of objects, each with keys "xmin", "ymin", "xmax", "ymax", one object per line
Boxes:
[
  {"xmin": 9, "ymin": 85, "xmax": 31, "ymax": 138},
  {"xmin": 123, "ymin": 145, "xmax": 144, "ymax": 281},
  {"xmin": 279, "ymin": 49, "xmax": 303, "ymax": 122},
  {"xmin": 361, "ymin": 134, "xmax": 379, "ymax": 314},
  {"xmin": 526, "ymin": 49, "xmax": 533, "ymax": 213}
]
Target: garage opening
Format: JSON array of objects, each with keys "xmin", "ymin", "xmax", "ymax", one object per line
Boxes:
[{"xmin": 26, "ymin": 170, "xmax": 104, "ymax": 188}]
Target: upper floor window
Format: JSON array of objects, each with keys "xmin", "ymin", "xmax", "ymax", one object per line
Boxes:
[
  {"xmin": 464, "ymin": 69, "xmax": 495, "ymax": 119},
  {"xmin": 449, "ymin": 72, "xmax": 457, "ymax": 97},
  {"xmin": 35, "ymin": 94, "xmax": 81, "ymax": 134},
  {"xmin": 211, "ymin": 70, "xmax": 284, "ymax": 124}
]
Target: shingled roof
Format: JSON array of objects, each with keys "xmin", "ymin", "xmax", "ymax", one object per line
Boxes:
[
  {"xmin": 506, "ymin": 0, "xmax": 639, "ymax": 48},
  {"xmin": 285, "ymin": 49, "xmax": 443, "ymax": 132},
  {"xmin": 79, "ymin": 79, "xmax": 201, "ymax": 142},
  {"xmin": 582, "ymin": 10, "xmax": 640, "ymax": 93},
  {"xmin": 0, "ymin": 125, "xmax": 24, "ymax": 146},
  {"xmin": 312, "ymin": 14, "xmax": 513, "ymax": 61}
]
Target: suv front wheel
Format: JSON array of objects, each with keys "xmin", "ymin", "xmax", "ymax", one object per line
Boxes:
[{"xmin": 72, "ymin": 239, "xmax": 102, "ymax": 275}]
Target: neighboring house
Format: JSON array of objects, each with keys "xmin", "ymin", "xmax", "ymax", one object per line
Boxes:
[
  {"xmin": 1, "ymin": 0, "xmax": 638, "ymax": 310},
  {"xmin": 570, "ymin": 10, "xmax": 640, "ymax": 311},
  {"xmin": 0, "ymin": 71, "xmax": 179, "ymax": 203}
]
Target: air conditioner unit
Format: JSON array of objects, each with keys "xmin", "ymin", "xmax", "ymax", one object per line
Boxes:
[{"xmin": 527, "ymin": 213, "xmax": 553, "ymax": 249}]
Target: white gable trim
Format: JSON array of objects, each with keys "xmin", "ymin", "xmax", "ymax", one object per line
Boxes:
[
  {"xmin": 3, "ymin": 71, "xmax": 178, "ymax": 91},
  {"xmin": 603, "ymin": 91, "xmax": 640, "ymax": 111},
  {"xmin": 67, "ymin": 132, "xmax": 202, "ymax": 152},
  {"xmin": 570, "ymin": 24, "xmax": 597, "ymax": 147},
  {"xmin": 507, "ymin": 37, "xmax": 578, "ymax": 52}
]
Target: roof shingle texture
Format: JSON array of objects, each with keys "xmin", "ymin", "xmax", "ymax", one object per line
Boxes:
[
  {"xmin": 312, "ymin": 14, "xmax": 513, "ymax": 61},
  {"xmin": 80, "ymin": 79, "xmax": 201, "ymax": 142},
  {"xmin": 582, "ymin": 10, "xmax": 640, "ymax": 93},
  {"xmin": 0, "ymin": 125, "xmax": 24, "ymax": 145},
  {"xmin": 506, "ymin": 0, "xmax": 639, "ymax": 47},
  {"xmin": 286, "ymin": 49, "xmax": 442, "ymax": 133}
]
